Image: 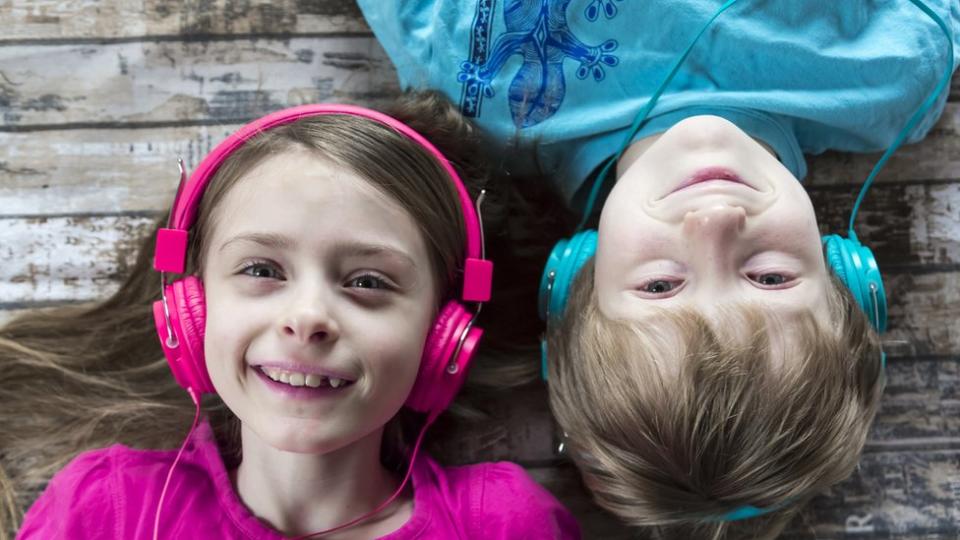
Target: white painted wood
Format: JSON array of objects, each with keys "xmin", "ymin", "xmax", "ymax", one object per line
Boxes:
[
  {"xmin": 0, "ymin": 125, "xmax": 241, "ymax": 215},
  {"xmin": 1, "ymin": 0, "xmax": 370, "ymax": 41},
  {"xmin": 0, "ymin": 214, "xmax": 155, "ymax": 304},
  {"xmin": 0, "ymin": 37, "xmax": 398, "ymax": 127}
]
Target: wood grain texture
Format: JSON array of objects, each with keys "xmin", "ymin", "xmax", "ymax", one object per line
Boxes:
[
  {"xmin": 0, "ymin": 125, "xmax": 242, "ymax": 215},
  {"xmin": 0, "ymin": 0, "xmax": 369, "ymax": 42},
  {"xmin": 0, "ymin": 37, "xmax": 398, "ymax": 129},
  {"xmin": 806, "ymin": 97, "xmax": 960, "ymax": 186}
]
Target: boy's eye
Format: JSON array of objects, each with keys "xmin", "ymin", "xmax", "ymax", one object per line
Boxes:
[
  {"xmin": 750, "ymin": 272, "xmax": 793, "ymax": 287},
  {"xmin": 240, "ymin": 262, "xmax": 283, "ymax": 280},
  {"xmin": 640, "ymin": 279, "xmax": 680, "ymax": 294}
]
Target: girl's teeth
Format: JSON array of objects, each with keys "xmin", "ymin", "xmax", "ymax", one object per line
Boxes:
[{"xmin": 262, "ymin": 368, "xmax": 348, "ymax": 389}]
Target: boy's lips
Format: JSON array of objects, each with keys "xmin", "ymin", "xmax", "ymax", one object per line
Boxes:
[{"xmin": 668, "ymin": 167, "xmax": 755, "ymax": 196}]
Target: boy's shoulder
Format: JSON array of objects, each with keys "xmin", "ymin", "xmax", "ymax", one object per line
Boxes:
[{"xmin": 416, "ymin": 457, "xmax": 581, "ymax": 540}]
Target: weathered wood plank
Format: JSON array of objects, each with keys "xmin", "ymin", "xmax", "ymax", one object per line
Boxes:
[
  {"xmin": 0, "ymin": 37, "xmax": 398, "ymax": 128},
  {"xmin": 0, "ymin": 0, "xmax": 369, "ymax": 42},
  {"xmin": 805, "ymin": 101, "xmax": 960, "ymax": 186},
  {"xmin": 1, "ymin": 103, "xmax": 957, "ymax": 217},
  {"xmin": 0, "ymin": 215, "xmax": 157, "ymax": 304},
  {"xmin": 884, "ymin": 272, "xmax": 960, "ymax": 358},
  {"xmin": 788, "ymin": 449, "xmax": 960, "ymax": 538},
  {"xmin": 868, "ymin": 359, "xmax": 960, "ymax": 447},
  {"xmin": 810, "ymin": 182, "xmax": 960, "ymax": 269},
  {"xmin": 0, "ymin": 125, "xmax": 244, "ymax": 215}
]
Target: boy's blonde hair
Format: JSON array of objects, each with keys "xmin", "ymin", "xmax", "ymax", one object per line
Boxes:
[{"xmin": 546, "ymin": 259, "xmax": 884, "ymax": 540}]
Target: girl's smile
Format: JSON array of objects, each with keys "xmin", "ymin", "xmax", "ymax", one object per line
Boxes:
[{"xmin": 201, "ymin": 148, "xmax": 438, "ymax": 455}]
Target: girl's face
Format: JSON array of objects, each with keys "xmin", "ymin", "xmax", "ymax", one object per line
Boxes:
[
  {"xmin": 595, "ymin": 115, "xmax": 832, "ymax": 324},
  {"xmin": 201, "ymin": 149, "xmax": 438, "ymax": 454}
]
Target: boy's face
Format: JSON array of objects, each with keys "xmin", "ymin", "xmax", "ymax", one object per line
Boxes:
[
  {"xmin": 595, "ymin": 115, "xmax": 832, "ymax": 324},
  {"xmin": 201, "ymin": 150, "xmax": 437, "ymax": 454}
]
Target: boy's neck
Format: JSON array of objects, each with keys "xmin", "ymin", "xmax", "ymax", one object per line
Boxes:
[{"xmin": 232, "ymin": 424, "xmax": 412, "ymax": 538}]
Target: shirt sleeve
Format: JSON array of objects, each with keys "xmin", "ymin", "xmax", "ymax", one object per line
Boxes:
[
  {"xmin": 16, "ymin": 449, "xmax": 119, "ymax": 540},
  {"xmin": 472, "ymin": 462, "xmax": 581, "ymax": 540}
]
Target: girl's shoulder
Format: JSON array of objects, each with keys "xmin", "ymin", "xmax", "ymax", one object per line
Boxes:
[
  {"xmin": 17, "ymin": 443, "xmax": 166, "ymax": 539},
  {"xmin": 409, "ymin": 457, "xmax": 581, "ymax": 540},
  {"xmin": 17, "ymin": 422, "xmax": 249, "ymax": 540}
]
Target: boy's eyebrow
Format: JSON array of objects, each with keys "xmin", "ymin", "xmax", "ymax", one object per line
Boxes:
[{"xmin": 219, "ymin": 232, "xmax": 418, "ymax": 268}]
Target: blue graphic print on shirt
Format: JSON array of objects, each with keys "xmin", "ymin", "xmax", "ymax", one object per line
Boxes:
[{"xmin": 457, "ymin": 0, "xmax": 620, "ymax": 127}]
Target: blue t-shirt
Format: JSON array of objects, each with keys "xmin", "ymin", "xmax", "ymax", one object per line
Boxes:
[{"xmin": 358, "ymin": 0, "xmax": 958, "ymax": 203}]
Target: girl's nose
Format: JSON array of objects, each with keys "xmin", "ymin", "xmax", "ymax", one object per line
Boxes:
[{"xmin": 280, "ymin": 295, "xmax": 339, "ymax": 344}]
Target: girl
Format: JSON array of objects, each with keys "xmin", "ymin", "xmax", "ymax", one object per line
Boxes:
[
  {"xmin": 355, "ymin": 1, "xmax": 958, "ymax": 539},
  {"xmin": 2, "ymin": 93, "xmax": 579, "ymax": 539}
]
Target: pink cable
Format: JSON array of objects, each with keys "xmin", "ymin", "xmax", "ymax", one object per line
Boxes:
[
  {"xmin": 153, "ymin": 387, "xmax": 202, "ymax": 540},
  {"xmin": 291, "ymin": 417, "xmax": 433, "ymax": 539},
  {"xmin": 151, "ymin": 390, "xmax": 432, "ymax": 539}
]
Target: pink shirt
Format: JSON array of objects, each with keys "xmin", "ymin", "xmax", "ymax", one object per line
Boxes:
[{"xmin": 17, "ymin": 421, "xmax": 580, "ymax": 539}]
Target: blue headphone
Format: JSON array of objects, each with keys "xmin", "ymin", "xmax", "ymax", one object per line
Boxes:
[{"xmin": 537, "ymin": 0, "xmax": 954, "ymax": 522}]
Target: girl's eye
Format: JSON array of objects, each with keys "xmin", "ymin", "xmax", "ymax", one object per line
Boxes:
[
  {"xmin": 240, "ymin": 262, "xmax": 283, "ymax": 280},
  {"xmin": 640, "ymin": 279, "xmax": 681, "ymax": 295},
  {"xmin": 347, "ymin": 274, "xmax": 390, "ymax": 290}
]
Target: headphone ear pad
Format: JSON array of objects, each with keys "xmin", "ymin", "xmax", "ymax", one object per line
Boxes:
[
  {"xmin": 153, "ymin": 277, "xmax": 216, "ymax": 394},
  {"xmin": 539, "ymin": 229, "xmax": 598, "ymax": 322},
  {"xmin": 406, "ymin": 302, "xmax": 480, "ymax": 419},
  {"xmin": 822, "ymin": 234, "xmax": 888, "ymax": 333},
  {"xmin": 823, "ymin": 235, "xmax": 850, "ymax": 286}
]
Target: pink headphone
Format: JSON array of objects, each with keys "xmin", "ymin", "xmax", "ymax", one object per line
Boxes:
[{"xmin": 151, "ymin": 104, "xmax": 494, "ymax": 421}]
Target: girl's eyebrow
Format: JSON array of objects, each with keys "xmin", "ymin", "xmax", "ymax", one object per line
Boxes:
[
  {"xmin": 219, "ymin": 232, "xmax": 418, "ymax": 269},
  {"xmin": 219, "ymin": 232, "xmax": 294, "ymax": 253},
  {"xmin": 330, "ymin": 242, "xmax": 419, "ymax": 270}
]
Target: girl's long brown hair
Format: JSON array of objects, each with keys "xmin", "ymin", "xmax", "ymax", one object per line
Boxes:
[{"xmin": 0, "ymin": 91, "xmax": 515, "ymax": 538}]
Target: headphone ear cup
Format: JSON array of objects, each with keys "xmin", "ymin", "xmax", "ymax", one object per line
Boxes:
[
  {"xmin": 823, "ymin": 234, "xmax": 852, "ymax": 286},
  {"xmin": 822, "ymin": 234, "xmax": 888, "ymax": 332},
  {"xmin": 153, "ymin": 276, "xmax": 216, "ymax": 395},
  {"xmin": 538, "ymin": 229, "xmax": 598, "ymax": 322},
  {"xmin": 406, "ymin": 301, "xmax": 481, "ymax": 419}
]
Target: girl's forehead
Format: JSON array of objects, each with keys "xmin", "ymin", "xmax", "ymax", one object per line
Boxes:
[{"xmin": 206, "ymin": 150, "xmax": 425, "ymax": 255}]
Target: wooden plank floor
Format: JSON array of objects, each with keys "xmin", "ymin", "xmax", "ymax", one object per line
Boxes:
[{"xmin": 1, "ymin": 2, "xmax": 958, "ymax": 538}]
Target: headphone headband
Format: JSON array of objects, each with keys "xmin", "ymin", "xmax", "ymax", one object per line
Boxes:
[{"xmin": 153, "ymin": 104, "xmax": 492, "ymax": 302}]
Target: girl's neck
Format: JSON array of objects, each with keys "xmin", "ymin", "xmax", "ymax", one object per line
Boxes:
[{"xmin": 232, "ymin": 424, "xmax": 412, "ymax": 538}]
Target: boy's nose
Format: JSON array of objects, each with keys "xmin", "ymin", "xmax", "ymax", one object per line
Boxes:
[
  {"xmin": 682, "ymin": 204, "xmax": 746, "ymax": 240},
  {"xmin": 682, "ymin": 204, "xmax": 747, "ymax": 275}
]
